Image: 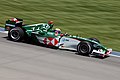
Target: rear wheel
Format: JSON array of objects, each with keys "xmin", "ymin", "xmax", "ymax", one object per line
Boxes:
[
  {"xmin": 8, "ymin": 27, "xmax": 24, "ymax": 41},
  {"xmin": 77, "ymin": 41, "xmax": 93, "ymax": 56}
]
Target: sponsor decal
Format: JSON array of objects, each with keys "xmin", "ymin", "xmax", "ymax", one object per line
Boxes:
[{"xmin": 43, "ymin": 37, "xmax": 59, "ymax": 46}]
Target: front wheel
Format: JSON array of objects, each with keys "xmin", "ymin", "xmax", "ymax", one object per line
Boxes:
[
  {"xmin": 77, "ymin": 41, "xmax": 93, "ymax": 56},
  {"xmin": 8, "ymin": 27, "xmax": 25, "ymax": 41}
]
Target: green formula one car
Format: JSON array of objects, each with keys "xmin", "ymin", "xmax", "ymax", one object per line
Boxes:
[{"xmin": 5, "ymin": 18, "xmax": 112, "ymax": 58}]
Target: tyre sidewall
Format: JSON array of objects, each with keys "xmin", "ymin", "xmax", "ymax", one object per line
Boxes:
[
  {"xmin": 77, "ymin": 41, "xmax": 93, "ymax": 55},
  {"xmin": 8, "ymin": 27, "xmax": 24, "ymax": 41}
]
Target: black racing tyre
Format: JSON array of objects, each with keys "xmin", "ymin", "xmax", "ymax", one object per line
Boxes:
[
  {"xmin": 77, "ymin": 41, "xmax": 93, "ymax": 56},
  {"xmin": 8, "ymin": 27, "xmax": 24, "ymax": 41},
  {"xmin": 89, "ymin": 38, "xmax": 100, "ymax": 43}
]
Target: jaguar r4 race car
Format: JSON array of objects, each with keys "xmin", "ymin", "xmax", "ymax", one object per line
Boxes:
[{"xmin": 5, "ymin": 18, "xmax": 112, "ymax": 58}]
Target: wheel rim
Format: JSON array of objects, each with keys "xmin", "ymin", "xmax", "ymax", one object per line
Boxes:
[
  {"xmin": 11, "ymin": 30, "xmax": 20, "ymax": 40},
  {"xmin": 80, "ymin": 44, "xmax": 89, "ymax": 53}
]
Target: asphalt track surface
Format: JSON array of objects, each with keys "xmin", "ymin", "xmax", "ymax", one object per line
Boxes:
[{"xmin": 0, "ymin": 32, "xmax": 120, "ymax": 80}]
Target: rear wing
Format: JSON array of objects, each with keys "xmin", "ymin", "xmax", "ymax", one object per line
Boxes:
[{"xmin": 5, "ymin": 18, "xmax": 23, "ymax": 31}]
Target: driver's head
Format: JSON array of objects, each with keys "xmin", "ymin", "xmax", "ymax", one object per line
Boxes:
[{"xmin": 55, "ymin": 28, "xmax": 61, "ymax": 34}]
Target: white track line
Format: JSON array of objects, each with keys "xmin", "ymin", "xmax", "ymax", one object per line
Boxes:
[
  {"xmin": 0, "ymin": 31, "xmax": 8, "ymax": 34},
  {"xmin": 109, "ymin": 54, "xmax": 120, "ymax": 57}
]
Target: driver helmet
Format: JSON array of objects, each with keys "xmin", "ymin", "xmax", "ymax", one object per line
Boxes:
[{"xmin": 55, "ymin": 28, "xmax": 61, "ymax": 34}]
